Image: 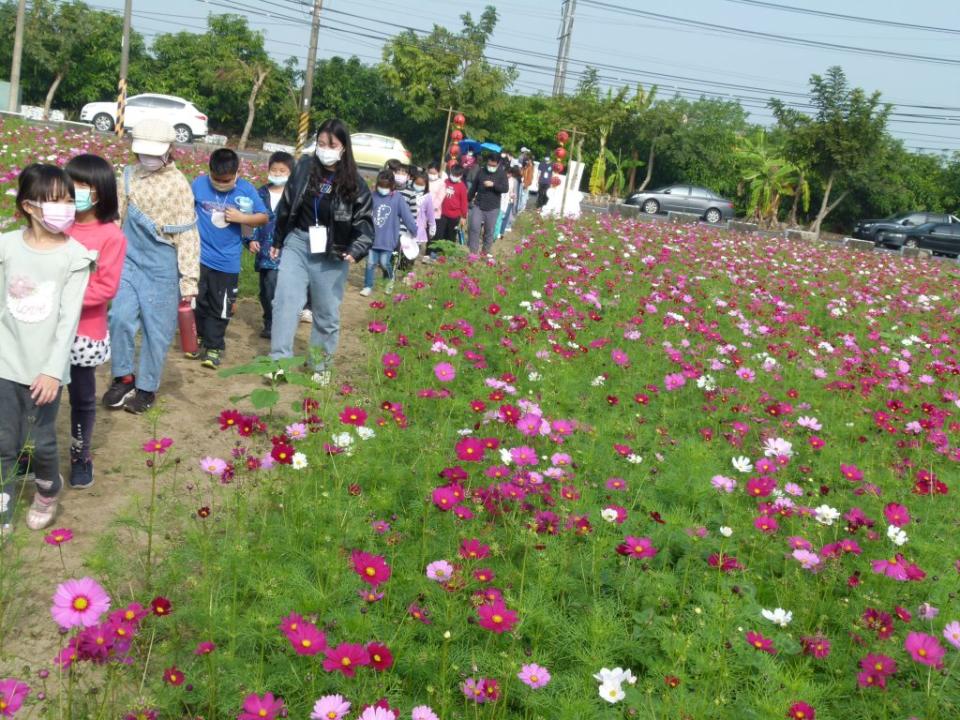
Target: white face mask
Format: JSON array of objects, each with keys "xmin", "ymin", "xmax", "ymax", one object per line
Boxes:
[
  {"xmin": 138, "ymin": 154, "xmax": 167, "ymax": 172},
  {"xmin": 268, "ymin": 174, "xmax": 288, "ymax": 186},
  {"xmin": 394, "ymin": 173, "xmax": 409, "ymax": 185},
  {"xmin": 376, "ymin": 187, "xmax": 391, "ymax": 196},
  {"xmin": 316, "ymin": 146, "xmax": 343, "ymax": 167},
  {"xmin": 450, "ymin": 176, "xmax": 462, "ymax": 183},
  {"xmin": 428, "ymin": 173, "xmax": 439, "ymax": 181}
]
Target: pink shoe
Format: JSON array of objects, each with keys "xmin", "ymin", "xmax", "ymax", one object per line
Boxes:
[{"xmin": 26, "ymin": 493, "xmax": 59, "ymax": 530}]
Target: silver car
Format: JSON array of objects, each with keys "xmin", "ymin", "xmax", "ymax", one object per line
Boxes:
[{"xmin": 626, "ymin": 184, "xmax": 735, "ymax": 224}]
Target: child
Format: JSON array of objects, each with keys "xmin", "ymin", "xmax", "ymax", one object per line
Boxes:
[
  {"xmin": 104, "ymin": 119, "xmax": 200, "ymax": 415},
  {"xmin": 362, "ymin": 170, "xmax": 416, "ymax": 297},
  {"xmin": 64, "ymin": 154, "xmax": 127, "ymax": 489},
  {"xmin": 0, "ymin": 164, "xmax": 96, "ymax": 537},
  {"xmin": 427, "ymin": 161, "xmax": 446, "ymax": 219},
  {"xmin": 410, "ymin": 169, "xmax": 436, "ymax": 259},
  {"xmin": 248, "ymin": 151, "xmax": 293, "ymax": 339},
  {"xmin": 428, "ymin": 164, "xmax": 468, "ymax": 259},
  {"xmin": 190, "ymin": 148, "xmax": 268, "ymax": 368}
]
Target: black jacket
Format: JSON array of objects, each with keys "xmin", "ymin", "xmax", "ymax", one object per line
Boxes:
[
  {"xmin": 272, "ymin": 156, "xmax": 374, "ymax": 261},
  {"xmin": 468, "ymin": 166, "xmax": 509, "ymax": 211}
]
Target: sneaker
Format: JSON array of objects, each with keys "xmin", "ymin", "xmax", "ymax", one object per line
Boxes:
[
  {"xmin": 102, "ymin": 376, "xmax": 135, "ymax": 409},
  {"xmin": 25, "ymin": 493, "xmax": 59, "ymax": 530},
  {"xmin": 123, "ymin": 389, "xmax": 156, "ymax": 415},
  {"xmin": 259, "ymin": 327, "xmax": 271, "ymax": 339},
  {"xmin": 184, "ymin": 345, "xmax": 204, "ymax": 360},
  {"xmin": 69, "ymin": 458, "xmax": 94, "ymax": 490},
  {"xmin": 421, "ymin": 256, "xmax": 435, "ymax": 264},
  {"xmin": 299, "ymin": 309, "xmax": 313, "ymax": 324},
  {"xmin": 201, "ymin": 349, "xmax": 222, "ymax": 369},
  {"xmin": 359, "ymin": 287, "xmax": 372, "ymax": 297},
  {"xmin": 311, "ymin": 370, "xmax": 331, "ymax": 387}
]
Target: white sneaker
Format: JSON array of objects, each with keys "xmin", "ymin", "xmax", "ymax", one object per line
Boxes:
[
  {"xmin": 299, "ymin": 309, "xmax": 313, "ymax": 324},
  {"xmin": 359, "ymin": 287, "xmax": 372, "ymax": 297},
  {"xmin": 25, "ymin": 492, "xmax": 59, "ymax": 530}
]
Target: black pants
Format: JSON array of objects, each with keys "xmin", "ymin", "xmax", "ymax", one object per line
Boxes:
[
  {"xmin": 68, "ymin": 365, "xmax": 96, "ymax": 462},
  {"xmin": 536, "ymin": 186, "xmax": 549, "ymax": 208},
  {"xmin": 194, "ymin": 264, "xmax": 239, "ymax": 351},
  {"xmin": 0, "ymin": 378, "xmax": 63, "ymax": 524},
  {"xmin": 258, "ymin": 269, "xmax": 278, "ymax": 332},
  {"xmin": 429, "ymin": 216, "xmax": 460, "ymax": 255}
]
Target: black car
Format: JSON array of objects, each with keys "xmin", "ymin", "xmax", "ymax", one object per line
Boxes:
[
  {"xmin": 875, "ymin": 222, "xmax": 960, "ymax": 257},
  {"xmin": 853, "ymin": 211, "xmax": 959, "ymax": 242}
]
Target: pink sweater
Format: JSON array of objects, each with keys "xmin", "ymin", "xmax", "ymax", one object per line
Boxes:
[{"xmin": 68, "ymin": 220, "xmax": 127, "ymax": 340}]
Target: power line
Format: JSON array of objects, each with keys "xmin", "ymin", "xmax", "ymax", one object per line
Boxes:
[
  {"xmin": 719, "ymin": 0, "xmax": 960, "ymax": 36},
  {"xmin": 578, "ymin": 0, "xmax": 960, "ymax": 67}
]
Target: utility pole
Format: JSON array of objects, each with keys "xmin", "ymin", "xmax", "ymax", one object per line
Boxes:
[
  {"xmin": 552, "ymin": 0, "xmax": 577, "ymax": 97},
  {"xmin": 8, "ymin": 0, "xmax": 27, "ymax": 112},
  {"xmin": 116, "ymin": 0, "xmax": 132, "ymax": 136},
  {"xmin": 296, "ymin": 0, "xmax": 323, "ymax": 157}
]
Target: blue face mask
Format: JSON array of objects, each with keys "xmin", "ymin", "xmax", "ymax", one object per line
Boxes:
[
  {"xmin": 74, "ymin": 187, "xmax": 96, "ymax": 213},
  {"xmin": 377, "ymin": 187, "xmax": 391, "ymax": 196}
]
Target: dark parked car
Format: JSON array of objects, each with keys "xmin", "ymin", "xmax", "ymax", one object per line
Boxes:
[
  {"xmin": 625, "ymin": 185, "xmax": 734, "ymax": 224},
  {"xmin": 853, "ymin": 211, "xmax": 959, "ymax": 242},
  {"xmin": 875, "ymin": 223, "xmax": 960, "ymax": 257}
]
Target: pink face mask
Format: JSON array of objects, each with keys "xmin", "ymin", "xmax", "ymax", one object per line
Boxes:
[{"xmin": 29, "ymin": 201, "xmax": 76, "ymax": 233}]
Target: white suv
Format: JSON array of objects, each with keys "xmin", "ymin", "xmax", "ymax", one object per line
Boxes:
[{"xmin": 80, "ymin": 93, "xmax": 208, "ymax": 144}]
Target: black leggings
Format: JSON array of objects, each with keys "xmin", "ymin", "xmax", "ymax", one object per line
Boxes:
[{"xmin": 68, "ymin": 365, "xmax": 97, "ymax": 462}]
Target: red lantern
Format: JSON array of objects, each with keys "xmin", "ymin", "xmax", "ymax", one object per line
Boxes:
[
  {"xmin": 449, "ymin": 144, "xmax": 461, "ymax": 157},
  {"xmin": 454, "ymin": 113, "xmax": 466, "ymax": 127},
  {"xmin": 555, "ymin": 147, "xmax": 567, "ymax": 160},
  {"xmin": 552, "ymin": 162, "xmax": 565, "ymax": 173},
  {"xmin": 556, "ymin": 130, "xmax": 570, "ymax": 145},
  {"xmin": 451, "ymin": 129, "xmax": 464, "ymax": 142},
  {"xmin": 550, "ymin": 176, "xmax": 562, "ymax": 187}
]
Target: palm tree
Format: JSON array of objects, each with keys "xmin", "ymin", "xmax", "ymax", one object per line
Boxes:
[{"xmin": 736, "ymin": 129, "xmax": 809, "ymax": 226}]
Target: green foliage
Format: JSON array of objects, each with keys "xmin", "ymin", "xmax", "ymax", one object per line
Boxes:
[{"xmin": 735, "ymin": 128, "xmax": 808, "ymax": 225}]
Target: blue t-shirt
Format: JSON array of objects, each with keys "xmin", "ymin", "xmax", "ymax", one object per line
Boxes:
[{"xmin": 192, "ymin": 176, "xmax": 267, "ymax": 273}]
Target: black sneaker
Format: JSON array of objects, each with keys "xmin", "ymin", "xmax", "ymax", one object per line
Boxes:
[
  {"xmin": 123, "ymin": 389, "xmax": 156, "ymax": 415},
  {"xmin": 201, "ymin": 349, "xmax": 222, "ymax": 369},
  {"xmin": 69, "ymin": 458, "xmax": 94, "ymax": 489},
  {"xmin": 259, "ymin": 327, "xmax": 271, "ymax": 339},
  {"xmin": 102, "ymin": 376, "xmax": 135, "ymax": 409}
]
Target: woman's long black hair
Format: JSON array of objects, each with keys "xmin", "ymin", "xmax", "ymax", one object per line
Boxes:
[{"xmin": 309, "ymin": 118, "xmax": 360, "ymax": 201}]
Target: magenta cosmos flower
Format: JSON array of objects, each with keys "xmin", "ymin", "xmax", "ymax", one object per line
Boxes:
[
  {"xmin": 0, "ymin": 678, "xmax": 30, "ymax": 716},
  {"xmin": 142, "ymin": 437, "xmax": 173, "ymax": 454},
  {"xmin": 745, "ymin": 631, "xmax": 776, "ymax": 654},
  {"xmin": 322, "ymin": 643, "xmax": 370, "ymax": 677},
  {"xmin": 616, "ymin": 536, "xmax": 658, "ymax": 559},
  {"xmin": 904, "ymin": 632, "xmax": 945, "ymax": 668},
  {"xmin": 517, "ymin": 663, "xmax": 551, "ymax": 689},
  {"xmin": 433, "ymin": 362, "xmax": 456, "ymax": 382},
  {"xmin": 477, "ymin": 601, "xmax": 519, "ymax": 634},
  {"xmin": 351, "ymin": 550, "xmax": 392, "ymax": 587},
  {"xmin": 44, "ymin": 528, "xmax": 73, "ymax": 545},
  {"xmin": 51, "ymin": 577, "xmax": 111, "ymax": 629},
  {"xmin": 238, "ymin": 692, "xmax": 285, "ymax": 720},
  {"xmin": 871, "ymin": 554, "xmax": 910, "ymax": 581},
  {"xmin": 311, "ymin": 694, "xmax": 351, "ymax": 720}
]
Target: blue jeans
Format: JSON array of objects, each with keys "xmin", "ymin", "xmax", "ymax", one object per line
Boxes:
[
  {"xmin": 110, "ymin": 271, "xmax": 178, "ymax": 392},
  {"xmin": 364, "ymin": 249, "xmax": 394, "ymax": 290},
  {"xmin": 270, "ymin": 230, "xmax": 350, "ymax": 371}
]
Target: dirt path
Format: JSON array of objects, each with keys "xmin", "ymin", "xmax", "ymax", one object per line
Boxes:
[{"xmin": 0, "ymin": 264, "xmax": 373, "ymax": 674}]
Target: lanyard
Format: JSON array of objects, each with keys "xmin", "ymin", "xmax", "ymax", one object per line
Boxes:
[{"xmin": 314, "ymin": 196, "xmax": 320, "ymax": 227}]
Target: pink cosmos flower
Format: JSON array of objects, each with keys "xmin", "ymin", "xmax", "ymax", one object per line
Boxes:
[
  {"xmin": 44, "ymin": 528, "xmax": 73, "ymax": 545},
  {"xmin": 381, "ymin": 352, "xmax": 401, "ymax": 369},
  {"xmin": 860, "ymin": 654, "xmax": 897, "ymax": 677},
  {"xmin": 351, "ymin": 551, "xmax": 391, "ymax": 587},
  {"xmin": 287, "ymin": 622, "xmax": 327, "ymax": 656},
  {"xmin": 736, "ymin": 367, "xmax": 755, "ymax": 382},
  {"xmin": 459, "ymin": 538, "xmax": 490, "ymax": 559},
  {"xmin": 786, "ymin": 702, "xmax": 815, "ymax": 720},
  {"xmin": 322, "ymin": 642, "xmax": 371, "ymax": 677},
  {"xmin": 477, "ymin": 601, "xmax": 519, "ymax": 634},
  {"xmin": 357, "ymin": 707, "xmax": 396, "ymax": 720},
  {"xmin": 800, "ymin": 635, "xmax": 831, "ymax": 658},
  {"xmin": 943, "ymin": 621, "xmax": 960, "ymax": 650},
  {"xmin": 883, "ymin": 502, "xmax": 910, "ymax": 527},
  {"xmin": 510, "ymin": 446, "xmax": 538, "ymax": 465},
  {"xmin": 606, "ymin": 477, "xmax": 627, "ymax": 491},
  {"xmin": 745, "ymin": 630, "xmax": 776, "ymax": 654},
  {"xmin": 454, "ymin": 436, "xmax": 485, "ymax": 462},
  {"xmin": 871, "ymin": 555, "xmax": 910, "ymax": 581},
  {"xmin": 199, "ymin": 456, "xmax": 228, "ymax": 476},
  {"xmin": 611, "ymin": 348, "xmax": 630, "ymax": 366},
  {"xmin": 616, "ymin": 535, "xmax": 658, "ymax": 559},
  {"xmin": 142, "ymin": 437, "xmax": 173, "ymax": 454},
  {"xmin": 462, "ymin": 678, "xmax": 487, "ymax": 703},
  {"xmin": 711, "ymin": 475, "xmax": 737, "ymax": 492},
  {"xmin": 426, "ymin": 560, "xmax": 454, "ymax": 582},
  {"xmin": 792, "ymin": 549, "xmax": 821, "ymax": 571},
  {"xmin": 0, "ymin": 679, "xmax": 30, "ymax": 716},
  {"xmin": 904, "ymin": 632, "xmax": 945, "ymax": 668},
  {"xmin": 193, "ymin": 641, "xmax": 216, "ymax": 655},
  {"xmin": 238, "ymin": 692, "xmax": 285, "ymax": 720},
  {"xmin": 434, "ymin": 362, "xmax": 456, "ymax": 382},
  {"xmin": 284, "ymin": 422, "xmax": 308, "ymax": 440},
  {"xmin": 517, "ymin": 663, "xmax": 551, "ymax": 689},
  {"xmin": 311, "ymin": 694, "xmax": 351, "ymax": 720},
  {"xmin": 51, "ymin": 577, "xmax": 111, "ymax": 629},
  {"xmin": 339, "ymin": 406, "xmax": 368, "ymax": 426},
  {"xmin": 663, "ymin": 373, "xmax": 686, "ymax": 390},
  {"xmin": 411, "ymin": 706, "xmax": 440, "ymax": 720}
]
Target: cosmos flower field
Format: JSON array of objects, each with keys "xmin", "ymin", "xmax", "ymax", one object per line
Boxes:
[{"xmin": 5, "ymin": 211, "xmax": 960, "ymax": 718}]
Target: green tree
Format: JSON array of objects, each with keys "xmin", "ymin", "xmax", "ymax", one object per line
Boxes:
[
  {"xmin": 771, "ymin": 66, "xmax": 891, "ymax": 236},
  {"xmin": 735, "ymin": 128, "xmax": 808, "ymax": 226},
  {"xmin": 382, "ymin": 6, "xmax": 517, "ymax": 132},
  {"xmin": 311, "ymin": 56, "xmax": 404, "ymax": 135}
]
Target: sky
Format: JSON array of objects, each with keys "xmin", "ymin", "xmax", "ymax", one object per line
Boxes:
[{"xmin": 80, "ymin": 0, "xmax": 960, "ymax": 155}]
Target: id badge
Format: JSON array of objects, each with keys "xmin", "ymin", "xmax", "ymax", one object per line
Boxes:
[
  {"xmin": 309, "ymin": 225, "xmax": 328, "ymax": 254},
  {"xmin": 211, "ymin": 210, "xmax": 228, "ymax": 228}
]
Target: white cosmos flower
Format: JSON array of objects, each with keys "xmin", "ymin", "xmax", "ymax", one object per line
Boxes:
[
  {"xmin": 762, "ymin": 437, "xmax": 793, "ymax": 458},
  {"xmin": 331, "ymin": 432, "xmax": 354, "ymax": 448},
  {"xmin": 719, "ymin": 526, "xmax": 733, "ymax": 537},
  {"xmin": 887, "ymin": 524, "xmax": 909, "ymax": 546},
  {"xmin": 591, "ymin": 375, "xmax": 606, "ymax": 387},
  {"xmin": 813, "ymin": 504, "xmax": 841, "ymax": 526},
  {"xmin": 601, "ymin": 508, "xmax": 618, "ymax": 523},
  {"xmin": 626, "ymin": 454, "xmax": 643, "ymax": 464},
  {"xmin": 528, "ymin": 371, "xmax": 542, "ymax": 381},
  {"xmin": 761, "ymin": 607, "xmax": 793, "ymax": 627},
  {"xmin": 356, "ymin": 426, "xmax": 376, "ymax": 440},
  {"xmin": 696, "ymin": 374, "xmax": 716, "ymax": 391},
  {"xmin": 796, "ymin": 416, "xmax": 822, "ymax": 431},
  {"xmin": 499, "ymin": 448, "xmax": 513, "ymax": 465},
  {"xmin": 593, "ymin": 667, "xmax": 636, "ymax": 686},
  {"xmin": 732, "ymin": 456, "xmax": 753, "ymax": 473},
  {"xmin": 291, "ymin": 452, "xmax": 308, "ymax": 470},
  {"xmin": 598, "ymin": 682, "xmax": 625, "ymax": 704}
]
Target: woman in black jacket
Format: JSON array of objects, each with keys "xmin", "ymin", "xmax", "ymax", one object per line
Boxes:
[{"xmin": 268, "ymin": 118, "xmax": 374, "ymax": 379}]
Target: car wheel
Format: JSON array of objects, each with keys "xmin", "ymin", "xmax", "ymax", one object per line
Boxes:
[
  {"xmin": 173, "ymin": 124, "xmax": 193, "ymax": 144},
  {"xmin": 93, "ymin": 113, "xmax": 114, "ymax": 132},
  {"xmin": 904, "ymin": 239, "xmax": 918, "ymax": 249},
  {"xmin": 704, "ymin": 208, "xmax": 722, "ymax": 224},
  {"xmin": 642, "ymin": 199, "xmax": 660, "ymax": 215}
]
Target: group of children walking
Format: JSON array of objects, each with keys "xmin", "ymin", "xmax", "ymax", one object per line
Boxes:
[{"xmin": 0, "ymin": 119, "xmax": 534, "ymax": 540}]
